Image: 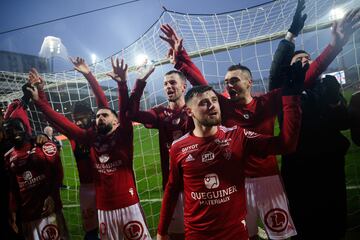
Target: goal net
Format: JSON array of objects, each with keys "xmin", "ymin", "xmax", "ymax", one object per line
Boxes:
[{"xmin": 0, "ymin": 0, "xmax": 359, "ymax": 237}]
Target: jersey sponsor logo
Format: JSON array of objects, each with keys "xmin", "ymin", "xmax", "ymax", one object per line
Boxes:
[
  {"xmin": 191, "ymin": 185, "xmax": 238, "ymax": 206},
  {"xmin": 204, "ymin": 173, "xmax": 219, "ymax": 189},
  {"xmin": 201, "ymin": 151, "xmax": 215, "ymax": 163},
  {"xmin": 95, "ymin": 160, "xmax": 122, "ymax": 174},
  {"xmin": 185, "ymin": 154, "xmax": 195, "ymax": 162},
  {"xmin": 98, "ymin": 154, "xmax": 110, "ymax": 163},
  {"xmin": 214, "ymin": 138, "xmax": 232, "ymax": 147},
  {"xmin": 42, "ymin": 142, "xmax": 57, "ymax": 157},
  {"xmin": 264, "ymin": 208, "xmax": 289, "ymax": 233},
  {"xmin": 124, "ymin": 221, "xmax": 144, "ymax": 240},
  {"xmin": 243, "ymin": 129, "xmax": 260, "ymax": 138},
  {"xmin": 41, "ymin": 224, "xmax": 59, "ymax": 240},
  {"xmin": 23, "ymin": 171, "xmax": 32, "ymax": 181},
  {"xmin": 181, "ymin": 144, "xmax": 198, "ymax": 154}
]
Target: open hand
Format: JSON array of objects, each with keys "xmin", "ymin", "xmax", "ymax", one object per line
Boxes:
[
  {"xmin": 331, "ymin": 7, "xmax": 360, "ymax": 47},
  {"xmin": 106, "ymin": 57, "xmax": 128, "ymax": 82},
  {"xmin": 70, "ymin": 57, "xmax": 91, "ymax": 75}
]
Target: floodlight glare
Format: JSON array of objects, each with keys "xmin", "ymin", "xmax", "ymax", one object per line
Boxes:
[
  {"xmin": 329, "ymin": 8, "xmax": 345, "ymax": 21},
  {"xmin": 91, "ymin": 54, "xmax": 97, "ymax": 64},
  {"xmin": 135, "ymin": 54, "xmax": 149, "ymax": 66}
]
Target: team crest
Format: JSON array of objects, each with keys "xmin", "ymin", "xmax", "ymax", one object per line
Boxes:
[
  {"xmin": 41, "ymin": 224, "xmax": 59, "ymax": 240},
  {"xmin": 204, "ymin": 173, "xmax": 220, "ymax": 189},
  {"xmin": 23, "ymin": 171, "xmax": 33, "ymax": 181},
  {"xmin": 99, "ymin": 154, "xmax": 110, "ymax": 163},
  {"xmin": 264, "ymin": 208, "xmax": 289, "ymax": 232},
  {"xmin": 124, "ymin": 221, "xmax": 144, "ymax": 240},
  {"xmin": 42, "ymin": 142, "xmax": 57, "ymax": 157}
]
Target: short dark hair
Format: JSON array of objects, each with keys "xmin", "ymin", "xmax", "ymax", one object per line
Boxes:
[
  {"xmin": 96, "ymin": 107, "xmax": 118, "ymax": 118},
  {"xmin": 227, "ymin": 64, "xmax": 252, "ymax": 78},
  {"xmin": 165, "ymin": 70, "xmax": 186, "ymax": 82},
  {"xmin": 185, "ymin": 85, "xmax": 215, "ymax": 104},
  {"xmin": 72, "ymin": 101, "xmax": 93, "ymax": 115},
  {"xmin": 292, "ymin": 50, "xmax": 309, "ymax": 58}
]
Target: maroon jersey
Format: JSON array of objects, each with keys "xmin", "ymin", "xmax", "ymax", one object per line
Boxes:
[
  {"xmin": 38, "ymin": 72, "xmax": 108, "ymax": 185},
  {"xmin": 157, "ymin": 95, "xmax": 301, "ymax": 239},
  {"xmin": 174, "ymin": 48, "xmax": 335, "ymax": 177},
  {"xmin": 5, "ymin": 141, "xmax": 62, "ymax": 222},
  {"xmin": 35, "ymin": 81, "xmax": 139, "ymax": 210},
  {"xmin": 70, "ymin": 139, "xmax": 95, "ymax": 184},
  {"xmin": 128, "ymin": 78, "xmax": 206, "ymax": 189}
]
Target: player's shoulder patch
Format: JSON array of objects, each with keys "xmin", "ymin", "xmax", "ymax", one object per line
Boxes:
[
  {"xmin": 219, "ymin": 125, "xmax": 237, "ymax": 133},
  {"xmin": 243, "ymin": 129, "xmax": 260, "ymax": 138},
  {"xmin": 42, "ymin": 142, "xmax": 57, "ymax": 157},
  {"xmin": 172, "ymin": 132, "xmax": 190, "ymax": 146}
]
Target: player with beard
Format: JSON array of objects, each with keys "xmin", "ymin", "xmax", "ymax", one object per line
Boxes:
[
  {"xmin": 31, "ymin": 57, "xmax": 107, "ymax": 240},
  {"xmin": 27, "ymin": 58, "xmax": 153, "ymax": 240},
  {"xmin": 4, "ymin": 97, "xmax": 69, "ymax": 240},
  {"xmin": 127, "ymin": 24, "xmax": 207, "ymax": 239},
  {"xmin": 156, "ymin": 62, "xmax": 305, "ymax": 239},
  {"xmin": 161, "ymin": 23, "xmax": 303, "ymax": 239}
]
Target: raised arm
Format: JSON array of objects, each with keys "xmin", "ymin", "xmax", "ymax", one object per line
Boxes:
[
  {"xmin": 160, "ymin": 24, "xmax": 208, "ymax": 86},
  {"xmin": 157, "ymin": 147, "xmax": 182, "ymax": 239},
  {"xmin": 27, "ymin": 69, "xmax": 89, "ymax": 142},
  {"xmin": 305, "ymin": 8, "xmax": 360, "ymax": 87},
  {"xmin": 269, "ymin": 0, "xmax": 306, "ymax": 91},
  {"xmin": 70, "ymin": 57, "xmax": 108, "ymax": 108},
  {"xmin": 246, "ymin": 61, "xmax": 307, "ymax": 156},
  {"xmin": 126, "ymin": 64, "xmax": 160, "ymax": 127}
]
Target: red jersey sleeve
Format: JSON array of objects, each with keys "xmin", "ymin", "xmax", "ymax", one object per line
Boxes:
[
  {"xmin": 244, "ymin": 95, "xmax": 302, "ymax": 156},
  {"xmin": 34, "ymin": 98, "xmax": 90, "ymax": 143},
  {"xmin": 83, "ymin": 72, "xmax": 109, "ymax": 108},
  {"xmin": 157, "ymin": 145, "xmax": 183, "ymax": 236},
  {"xmin": 127, "ymin": 79, "xmax": 159, "ymax": 127},
  {"xmin": 117, "ymin": 81, "xmax": 132, "ymax": 131},
  {"xmin": 174, "ymin": 49, "xmax": 208, "ymax": 86},
  {"xmin": 305, "ymin": 44, "xmax": 342, "ymax": 88}
]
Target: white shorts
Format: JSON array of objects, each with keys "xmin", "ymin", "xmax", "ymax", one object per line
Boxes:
[
  {"xmin": 80, "ymin": 183, "xmax": 98, "ymax": 232},
  {"xmin": 245, "ymin": 175, "xmax": 297, "ymax": 240},
  {"xmin": 168, "ymin": 192, "xmax": 184, "ymax": 234},
  {"xmin": 98, "ymin": 203, "xmax": 151, "ymax": 240},
  {"xmin": 22, "ymin": 210, "xmax": 69, "ymax": 240}
]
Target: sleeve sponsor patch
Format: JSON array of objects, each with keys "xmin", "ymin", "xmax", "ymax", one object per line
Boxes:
[
  {"xmin": 42, "ymin": 142, "xmax": 57, "ymax": 157},
  {"xmin": 243, "ymin": 129, "xmax": 260, "ymax": 139}
]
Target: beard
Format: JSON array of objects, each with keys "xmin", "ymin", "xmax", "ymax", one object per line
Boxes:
[
  {"xmin": 97, "ymin": 123, "xmax": 113, "ymax": 135},
  {"xmin": 198, "ymin": 115, "xmax": 221, "ymax": 127}
]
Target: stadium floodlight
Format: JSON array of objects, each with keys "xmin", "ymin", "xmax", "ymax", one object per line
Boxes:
[
  {"xmin": 91, "ymin": 54, "xmax": 97, "ymax": 64},
  {"xmin": 39, "ymin": 36, "xmax": 68, "ymax": 72},
  {"xmin": 329, "ymin": 8, "xmax": 345, "ymax": 21},
  {"xmin": 135, "ymin": 53, "xmax": 149, "ymax": 67}
]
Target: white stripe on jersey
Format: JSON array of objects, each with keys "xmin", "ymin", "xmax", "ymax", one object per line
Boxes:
[
  {"xmin": 219, "ymin": 125, "xmax": 238, "ymax": 133},
  {"xmin": 172, "ymin": 132, "xmax": 190, "ymax": 146}
]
